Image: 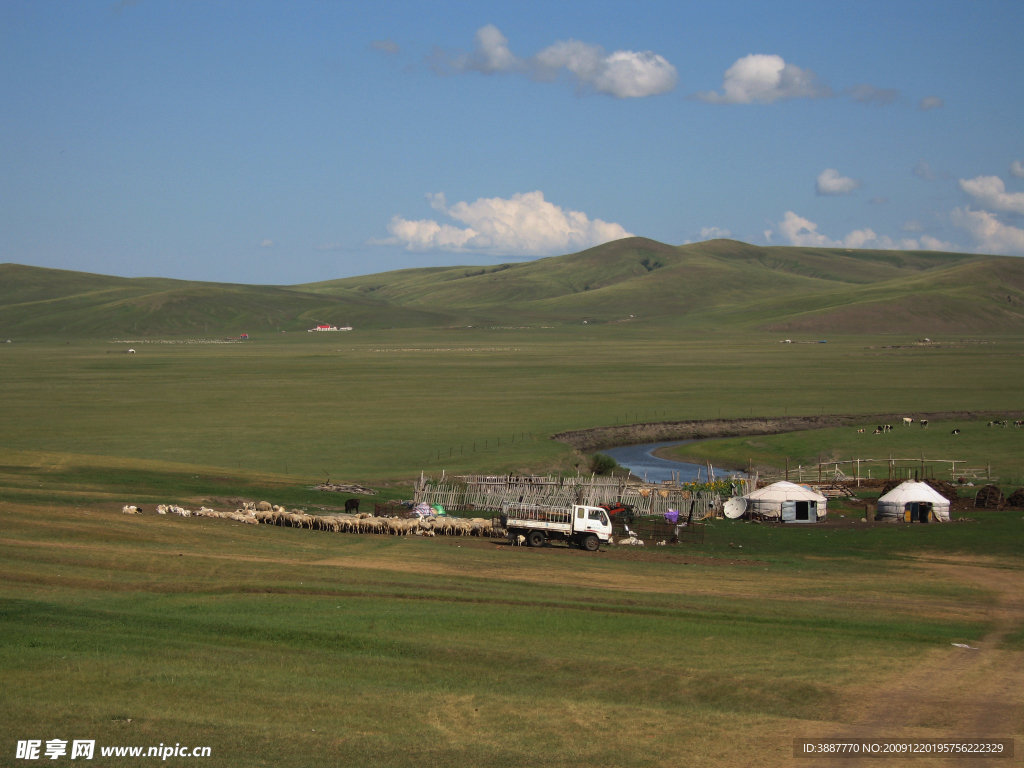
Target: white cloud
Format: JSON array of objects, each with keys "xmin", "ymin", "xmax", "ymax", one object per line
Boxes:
[
  {"xmin": 778, "ymin": 211, "xmax": 955, "ymax": 252},
  {"xmin": 435, "ymin": 25, "xmax": 677, "ymax": 98},
  {"xmin": 371, "ymin": 39, "xmax": 400, "ymax": 55},
  {"xmin": 591, "ymin": 50, "xmax": 677, "ymax": 98},
  {"xmin": 913, "ymin": 160, "xmax": 938, "ymax": 182},
  {"xmin": 699, "ymin": 226, "xmax": 731, "ymax": 239},
  {"xmin": 1010, "ymin": 161, "xmax": 1024, "ymax": 179},
  {"xmin": 694, "ymin": 54, "xmax": 830, "ymax": 104},
  {"xmin": 260, "ymin": 239, "xmax": 275, "ymax": 248},
  {"xmin": 448, "ymin": 24, "xmax": 520, "ymax": 74},
  {"xmin": 918, "ymin": 95, "xmax": 944, "ymax": 111},
  {"xmin": 918, "ymin": 235, "xmax": 958, "ymax": 251},
  {"xmin": 779, "ymin": 211, "xmax": 840, "ymax": 247},
  {"xmin": 950, "ymin": 207, "xmax": 1024, "ymax": 255},
  {"xmin": 372, "ymin": 191, "xmax": 634, "ymax": 256},
  {"xmin": 844, "ymin": 84, "xmax": 898, "ymax": 105},
  {"xmin": 816, "ymin": 168, "xmax": 861, "ymax": 196},
  {"xmin": 959, "ymin": 175, "xmax": 1024, "ymax": 215}
]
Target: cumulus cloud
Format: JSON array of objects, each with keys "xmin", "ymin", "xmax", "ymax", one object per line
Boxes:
[
  {"xmin": 816, "ymin": 168, "xmax": 862, "ymax": 196},
  {"xmin": 1010, "ymin": 161, "xmax": 1024, "ymax": 179},
  {"xmin": 950, "ymin": 207, "xmax": 1024, "ymax": 255},
  {"xmin": 778, "ymin": 211, "xmax": 953, "ymax": 252},
  {"xmin": 433, "ymin": 25, "xmax": 677, "ymax": 98},
  {"xmin": 844, "ymin": 84, "xmax": 898, "ymax": 105},
  {"xmin": 372, "ymin": 191, "xmax": 634, "ymax": 256},
  {"xmin": 694, "ymin": 54, "xmax": 830, "ymax": 104},
  {"xmin": 371, "ymin": 39, "xmax": 400, "ymax": 55},
  {"xmin": 913, "ymin": 160, "xmax": 938, "ymax": 182},
  {"xmin": 918, "ymin": 95, "xmax": 944, "ymax": 111},
  {"xmin": 959, "ymin": 176, "xmax": 1024, "ymax": 215},
  {"xmin": 699, "ymin": 226, "xmax": 731, "ymax": 239},
  {"xmin": 779, "ymin": 212, "xmax": 842, "ymax": 247}
]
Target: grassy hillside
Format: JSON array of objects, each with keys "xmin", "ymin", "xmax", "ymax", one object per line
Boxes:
[
  {"xmin": 302, "ymin": 238, "xmax": 1023, "ymax": 333},
  {"xmin": 0, "ymin": 264, "xmax": 452, "ymax": 337},
  {"xmin": 3, "ymin": 239, "xmax": 1023, "ymax": 337}
]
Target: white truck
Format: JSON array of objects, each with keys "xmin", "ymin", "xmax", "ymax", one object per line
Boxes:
[{"xmin": 500, "ymin": 503, "xmax": 614, "ymax": 551}]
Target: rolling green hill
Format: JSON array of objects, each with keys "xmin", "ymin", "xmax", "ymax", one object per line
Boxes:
[
  {"xmin": 0, "ymin": 264, "xmax": 453, "ymax": 337},
  {"xmin": 3, "ymin": 238, "xmax": 1024, "ymax": 337}
]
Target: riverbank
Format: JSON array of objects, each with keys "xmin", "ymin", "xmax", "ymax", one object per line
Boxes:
[
  {"xmin": 649, "ymin": 443, "xmax": 751, "ymax": 473},
  {"xmin": 552, "ymin": 410, "xmax": 1024, "ymax": 453},
  {"xmin": 602, "ymin": 441, "xmax": 743, "ymax": 484}
]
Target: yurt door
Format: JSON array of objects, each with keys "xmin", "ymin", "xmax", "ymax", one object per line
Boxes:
[{"xmin": 795, "ymin": 501, "xmax": 810, "ymax": 521}]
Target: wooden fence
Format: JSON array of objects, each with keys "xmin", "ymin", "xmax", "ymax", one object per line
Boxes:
[
  {"xmin": 413, "ymin": 472, "xmax": 754, "ymax": 521},
  {"xmin": 759, "ymin": 457, "xmax": 995, "ymax": 484}
]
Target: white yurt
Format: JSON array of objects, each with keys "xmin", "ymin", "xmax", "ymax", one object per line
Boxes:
[
  {"xmin": 876, "ymin": 481, "xmax": 950, "ymax": 522},
  {"xmin": 743, "ymin": 481, "xmax": 827, "ymax": 523}
]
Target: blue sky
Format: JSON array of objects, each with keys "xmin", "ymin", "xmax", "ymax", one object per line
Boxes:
[{"xmin": 2, "ymin": 1, "xmax": 1022, "ymax": 284}]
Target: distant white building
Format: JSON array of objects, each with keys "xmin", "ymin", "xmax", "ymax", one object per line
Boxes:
[{"xmin": 308, "ymin": 325, "xmax": 353, "ymax": 332}]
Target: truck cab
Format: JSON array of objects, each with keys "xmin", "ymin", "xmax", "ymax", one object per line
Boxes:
[{"xmin": 574, "ymin": 505, "xmax": 612, "ymax": 539}]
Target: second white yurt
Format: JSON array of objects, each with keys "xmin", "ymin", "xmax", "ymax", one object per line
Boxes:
[
  {"xmin": 743, "ymin": 481, "xmax": 827, "ymax": 523},
  {"xmin": 876, "ymin": 481, "xmax": 950, "ymax": 522}
]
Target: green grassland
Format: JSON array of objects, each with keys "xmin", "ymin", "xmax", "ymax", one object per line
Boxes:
[
  {"xmin": 2, "ymin": 331, "xmax": 1024, "ymax": 485},
  {"xmin": 2, "ymin": 500, "xmax": 1016, "ymax": 768},
  {"xmin": 663, "ymin": 420, "xmax": 1024, "ymax": 487}
]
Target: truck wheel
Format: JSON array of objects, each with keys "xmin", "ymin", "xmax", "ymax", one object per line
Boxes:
[
  {"xmin": 581, "ymin": 534, "xmax": 600, "ymax": 552},
  {"xmin": 526, "ymin": 530, "xmax": 545, "ymax": 548}
]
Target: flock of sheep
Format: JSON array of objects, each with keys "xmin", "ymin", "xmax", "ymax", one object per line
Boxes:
[{"xmin": 121, "ymin": 501, "xmax": 506, "ymax": 538}]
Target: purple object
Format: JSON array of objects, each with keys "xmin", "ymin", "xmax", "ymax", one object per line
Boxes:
[{"xmin": 664, "ymin": 509, "xmax": 679, "ymax": 523}]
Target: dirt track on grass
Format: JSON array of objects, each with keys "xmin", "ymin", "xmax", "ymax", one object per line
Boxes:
[
  {"xmin": 799, "ymin": 555, "xmax": 1024, "ymax": 767},
  {"xmin": 552, "ymin": 411, "xmax": 1024, "ymax": 452}
]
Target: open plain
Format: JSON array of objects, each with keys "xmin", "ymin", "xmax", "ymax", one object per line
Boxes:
[{"xmin": 2, "ymin": 246, "xmax": 1024, "ymax": 766}]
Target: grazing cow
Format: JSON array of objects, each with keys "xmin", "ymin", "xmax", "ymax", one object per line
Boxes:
[
  {"xmin": 920, "ymin": 419, "xmax": 929, "ymax": 428},
  {"xmin": 344, "ymin": 498, "xmax": 360, "ymax": 513},
  {"xmin": 1015, "ymin": 421, "xmax": 1023, "ymax": 428},
  {"xmin": 873, "ymin": 429, "xmax": 882, "ymax": 434},
  {"xmin": 951, "ymin": 429, "xmax": 961, "ymax": 435},
  {"xmin": 988, "ymin": 421, "xmax": 996, "ymax": 427},
  {"xmin": 902, "ymin": 417, "xmax": 913, "ymax": 426},
  {"xmin": 857, "ymin": 429, "xmax": 865, "ymax": 433}
]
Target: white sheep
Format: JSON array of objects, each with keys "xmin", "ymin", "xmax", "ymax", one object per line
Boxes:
[{"xmin": 121, "ymin": 505, "xmax": 142, "ymax": 514}]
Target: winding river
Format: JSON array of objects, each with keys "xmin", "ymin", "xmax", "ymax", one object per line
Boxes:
[{"xmin": 602, "ymin": 440, "xmax": 745, "ymax": 484}]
